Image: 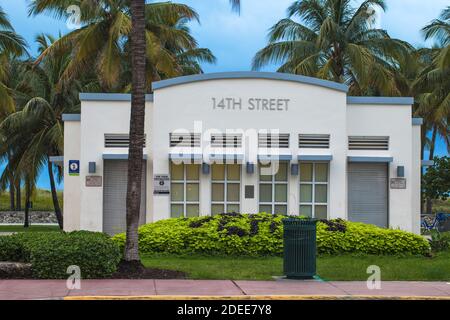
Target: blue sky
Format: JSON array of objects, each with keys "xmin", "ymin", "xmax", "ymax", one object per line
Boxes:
[{"xmin": 0, "ymin": 0, "xmax": 448, "ymax": 189}]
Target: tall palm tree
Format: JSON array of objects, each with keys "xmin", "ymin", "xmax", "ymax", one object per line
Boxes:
[
  {"xmin": 252, "ymin": 0, "xmax": 411, "ymax": 95},
  {"xmin": 415, "ymin": 6, "xmax": 450, "ymax": 215},
  {"xmin": 0, "ymin": 6, "xmax": 26, "ymax": 210},
  {"xmin": 29, "ymin": 0, "xmax": 201, "ymax": 92},
  {"xmin": 417, "ymin": 6, "xmax": 450, "ymax": 157},
  {"xmin": 0, "ymin": 34, "xmax": 82, "ymax": 229}
]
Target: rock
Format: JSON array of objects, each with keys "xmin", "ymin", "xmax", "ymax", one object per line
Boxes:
[
  {"xmin": 0, "ymin": 262, "xmax": 32, "ymax": 279},
  {"xmin": 0, "ymin": 211, "xmax": 58, "ymax": 224}
]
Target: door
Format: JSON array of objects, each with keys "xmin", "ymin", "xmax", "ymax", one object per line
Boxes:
[
  {"xmin": 348, "ymin": 163, "xmax": 388, "ymax": 227},
  {"xmin": 103, "ymin": 160, "xmax": 146, "ymax": 235}
]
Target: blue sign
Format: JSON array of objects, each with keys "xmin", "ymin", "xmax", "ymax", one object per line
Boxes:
[{"xmin": 69, "ymin": 160, "xmax": 80, "ymax": 176}]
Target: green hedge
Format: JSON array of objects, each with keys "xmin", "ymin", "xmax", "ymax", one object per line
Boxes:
[
  {"xmin": 0, "ymin": 231, "xmax": 121, "ymax": 279},
  {"xmin": 112, "ymin": 213, "xmax": 430, "ymax": 256}
]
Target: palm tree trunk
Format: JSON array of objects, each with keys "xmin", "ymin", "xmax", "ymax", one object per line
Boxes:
[
  {"xmin": 24, "ymin": 179, "xmax": 30, "ymax": 228},
  {"xmin": 47, "ymin": 158, "xmax": 63, "ymax": 229},
  {"xmin": 124, "ymin": 0, "xmax": 146, "ymax": 264},
  {"xmin": 15, "ymin": 179, "xmax": 21, "ymax": 211},
  {"xmin": 428, "ymin": 126, "xmax": 437, "ymax": 160},
  {"xmin": 425, "ymin": 126, "xmax": 438, "ymax": 215},
  {"xmin": 9, "ymin": 175, "xmax": 15, "ymax": 211}
]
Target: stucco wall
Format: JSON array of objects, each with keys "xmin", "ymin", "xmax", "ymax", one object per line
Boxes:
[
  {"xmin": 64, "ymin": 75, "xmax": 420, "ymax": 234},
  {"xmin": 77, "ymin": 100, "xmax": 153, "ymax": 231},
  {"xmin": 152, "ymin": 78, "xmax": 348, "ymax": 221},
  {"xmin": 347, "ymin": 104, "xmax": 416, "ymax": 232},
  {"xmin": 63, "ymin": 121, "xmax": 81, "ymax": 231}
]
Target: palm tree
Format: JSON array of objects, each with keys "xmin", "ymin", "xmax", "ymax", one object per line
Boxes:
[
  {"xmin": 0, "ymin": 34, "xmax": 82, "ymax": 229},
  {"xmin": 0, "ymin": 6, "xmax": 26, "ymax": 210},
  {"xmin": 0, "ymin": 6, "xmax": 26, "ymax": 56},
  {"xmin": 415, "ymin": 6, "xmax": 450, "ymax": 215},
  {"xmin": 252, "ymin": 0, "xmax": 411, "ymax": 95},
  {"xmin": 29, "ymin": 0, "xmax": 201, "ymax": 92}
]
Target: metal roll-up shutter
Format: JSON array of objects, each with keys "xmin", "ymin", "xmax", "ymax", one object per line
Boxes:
[
  {"xmin": 103, "ymin": 160, "xmax": 146, "ymax": 235},
  {"xmin": 348, "ymin": 163, "xmax": 388, "ymax": 227}
]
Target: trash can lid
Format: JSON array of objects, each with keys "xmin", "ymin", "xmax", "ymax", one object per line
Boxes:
[{"xmin": 282, "ymin": 217, "xmax": 319, "ymax": 225}]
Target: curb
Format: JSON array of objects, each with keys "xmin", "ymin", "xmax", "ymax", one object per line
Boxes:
[{"xmin": 64, "ymin": 295, "xmax": 450, "ymax": 301}]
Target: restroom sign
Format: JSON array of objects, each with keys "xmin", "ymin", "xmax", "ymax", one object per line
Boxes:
[
  {"xmin": 154, "ymin": 174, "xmax": 170, "ymax": 195},
  {"xmin": 69, "ymin": 160, "xmax": 80, "ymax": 176}
]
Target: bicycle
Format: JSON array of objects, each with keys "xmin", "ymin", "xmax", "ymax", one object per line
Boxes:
[{"xmin": 421, "ymin": 213, "xmax": 450, "ymax": 232}]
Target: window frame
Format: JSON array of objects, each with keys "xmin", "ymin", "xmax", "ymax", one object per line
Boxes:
[
  {"xmin": 299, "ymin": 162, "xmax": 329, "ymax": 219},
  {"xmin": 211, "ymin": 164, "xmax": 241, "ymax": 215},
  {"xmin": 258, "ymin": 161, "xmax": 289, "ymax": 215},
  {"xmin": 170, "ymin": 163, "xmax": 200, "ymax": 218}
]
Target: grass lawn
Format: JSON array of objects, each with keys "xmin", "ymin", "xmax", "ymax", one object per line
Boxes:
[
  {"xmin": 0, "ymin": 189, "xmax": 63, "ymax": 211},
  {"xmin": 0, "ymin": 225, "xmax": 61, "ymax": 233},
  {"xmin": 141, "ymin": 251, "xmax": 450, "ymax": 281}
]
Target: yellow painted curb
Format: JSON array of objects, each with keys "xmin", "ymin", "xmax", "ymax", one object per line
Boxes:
[{"xmin": 64, "ymin": 295, "xmax": 450, "ymax": 301}]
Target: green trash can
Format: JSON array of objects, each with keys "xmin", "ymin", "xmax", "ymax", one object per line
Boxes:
[{"xmin": 282, "ymin": 218, "xmax": 318, "ymax": 279}]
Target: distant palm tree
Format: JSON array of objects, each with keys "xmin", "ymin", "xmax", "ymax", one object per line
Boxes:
[
  {"xmin": 417, "ymin": 6, "xmax": 450, "ymax": 157},
  {"xmin": 0, "ymin": 34, "xmax": 81, "ymax": 229},
  {"xmin": 252, "ymin": 0, "xmax": 411, "ymax": 95},
  {"xmin": 0, "ymin": 6, "xmax": 26, "ymax": 56},
  {"xmin": 0, "ymin": 7, "xmax": 26, "ymax": 212},
  {"xmin": 0, "ymin": 6, "xmax": 26, "ymax": 118}
]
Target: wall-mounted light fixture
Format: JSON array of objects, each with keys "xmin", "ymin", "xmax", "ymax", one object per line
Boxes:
[
  {"xmin": 246, "ymin": 162, "xmax": 254, "ymax": 174},
  {"xmin": 291, "ymin": 163, "xmax": 299, "ymax": 176},
  {"xmin": 89, "ymin": 162, "xmax": 96, "ymax": 174},
  {"xmin": 202, "ymin": 163, "xmax": 210, "ymax": 174},
  {"xmin": 397, "ymin": 166, "xmax": 405, "ymax": 178}
]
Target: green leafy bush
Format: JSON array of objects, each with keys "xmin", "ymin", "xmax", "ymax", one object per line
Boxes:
[
  {"xmin": 428, "ymin": 230, "xmax": 450, "ymax": 252},
  {"xmin": 0, "ymin": 236, "xmax": 24, "ymax": 262},
  {"xmin": 112, "ymin": 213, "xmax": 430, "ymax": 256},
  {"xmin": 0, "ymin": 231, "xmax": 121, "ymax": 279}
]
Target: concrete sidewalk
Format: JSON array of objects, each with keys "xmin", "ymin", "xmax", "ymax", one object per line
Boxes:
[{"xmin": 1, "ymin": 280, "xmax": 449, "ymax": 300}]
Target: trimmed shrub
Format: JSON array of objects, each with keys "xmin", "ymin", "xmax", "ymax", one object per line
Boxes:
[
  {"xmin": 0, "ymin": 236, "xmax": 24, "ymax": 262},
  {"xmin": 112, "ymin": 213, "xmax": 430, "ymax": 256},
  {"xmin": 0, "ymin": 231, "xmax": 121, "ymax": 279}
]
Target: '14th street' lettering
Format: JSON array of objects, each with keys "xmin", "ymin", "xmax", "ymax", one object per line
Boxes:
[{"xmin": 212, "ymin": 97, "xmax": 290, "ymax": 111}]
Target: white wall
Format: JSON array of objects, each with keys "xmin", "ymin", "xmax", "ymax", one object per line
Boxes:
[
  {"xmin": 78, "ymin": 100, "xmax": 153, "ymax": 231},
  {"xmin": 347, "ymin": 104, "xmax": 415, "ymax": 232},
  {"xmin": 63, "ymin": 121, "xmax": 81, "ymax": 231},
  {"xmin": 153, "ymin": 78, "xmax": 348, "ymax": 220},
  {"xmin": 65, "ymin": 79, "xmax": 419, "ymax": 234},
  {"xmin": 411, "ymin": 125, "xmax": 422, "ymax": 234}
]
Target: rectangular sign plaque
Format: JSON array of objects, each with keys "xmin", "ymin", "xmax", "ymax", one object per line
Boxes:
[
  {"xmin": 154, "ymin": 174, "xmax": 170, "ymax": 195},
  {"xmin": 390, "ymin": 178, "xmax": 406, "ymax": 189},
  {"xmin": 86, "ymin": 176, "xmax": 102, "ymax": 187}
]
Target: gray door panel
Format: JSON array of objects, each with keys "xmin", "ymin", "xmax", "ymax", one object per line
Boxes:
[
  {"xmin": 348, "ymin": 163, "xmax": 388, "ymax": 228},
  {"xmin": 103, "ymin": 160, "xmax": 146, "ymax": 235}
]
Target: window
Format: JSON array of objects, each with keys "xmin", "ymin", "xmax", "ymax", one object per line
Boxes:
[
  {"xmin": 170, "ymin": 162, "xmax": 200, "ymax": 218},
  {"xmin": 211, "ymin": 134, "xmax": 242, "ymax": 148},
  {"xmin": 299, "ymin": 163, "xmax": 329, "ymax": 219},
  {"xmin": 105, "ymin": 134, "xmax": 146, "ymax": 148},
  {"xmin": 299, "ymin": 134, "xmax": 330, "ymax": 148},
  {"xmin": 259, "ymin": 162, "xmax": 288, "ymax": 215},
  {"xmin": 348, "ymin": 136, "xmax": 389, "ymax": 150},
  {"xmin": 211, "ymin": 164, "xmax": 241, "ymax": 215},
  {"xmin": 170, "ymin": 133, "xmax": 201, "ymax": 147},
  {"xmin": 258, "ymin": 133, "xmax": 289, "ymax": 148}
]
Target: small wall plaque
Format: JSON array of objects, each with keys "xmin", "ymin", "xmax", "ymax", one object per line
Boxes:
[
  {"xmin": 154, "ymin": 174, "xmax": 170, "ymax": 195},
  {"xmin": 390, "ymin": 178, "xmax": 406, "ymax": 189},
  {"xmin": 245, "ymin": 185, "xmax": 255, "ymax": 199},
  {"xmin": 86, "ymin": 176, "xmax": 102, "ymax": 187}
]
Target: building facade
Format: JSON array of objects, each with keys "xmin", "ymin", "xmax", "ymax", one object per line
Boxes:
[{"xmin": 59, "ymin": 72, "xmax": 423, "ymax": 235}]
